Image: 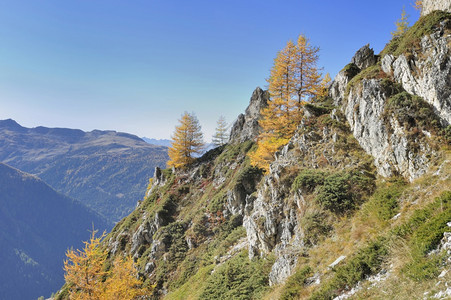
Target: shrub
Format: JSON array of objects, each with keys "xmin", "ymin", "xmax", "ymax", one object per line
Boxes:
[
  {"xmin": 200, "ymin": 251, "xmax": 273, "ymax": 300},
  {"xmin": 386, "ymin": 91, "xmax": 440, "ymax": 132},
  {"xmin": 280, "ymin": 266, "xmax": 312, "ymax": 300},
  {"xmin": 392, "ymin": 191, "xmax": 451, "ymax": 281},
  {"xmin": 292, "ymin": 169, "xmax": 326, "ymax": 193},
  {"xmin": 311, "ymin": 238, "xmax": 388, "ymax": 299},
  {"xmin": 316, "ymin": 173, "xmax": 354, "ymax": 214},
  {"xmin": 208, "ymin": 191, "xmax": 227, "ymax": 213},
  {"xmin": 371, "ymin": 179, "xmax": 406, "ymax": 221}
]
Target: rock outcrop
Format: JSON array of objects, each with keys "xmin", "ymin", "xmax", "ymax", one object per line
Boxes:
[
  {"xmin": 381, "ymin": 19, "xmax": 451, "ymax": 125},
  {"xmin": 330, "ymin": 18, "xmax": 450, "ymax": 181},
  {"xmin": 351, "ymin": 44, "xmax": 377, "ymax": 69},
  {"xmin": 229, "ymin": 87, "xmax": 269, "ymax": 143},
  {"xmin": 243, "ymin": 108, "xmax": 374, "ymax": 284},
  {"xmin": 422, "ymin": 0, "xmax": 451, "ymax": 16}
]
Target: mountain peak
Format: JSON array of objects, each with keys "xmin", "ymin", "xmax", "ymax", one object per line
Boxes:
[{"xmin": 0, "ymin": 119, "xmax": 25, "ymax": 131}]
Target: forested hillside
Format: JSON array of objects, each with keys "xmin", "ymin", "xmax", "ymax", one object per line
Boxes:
[
  {"xmin": 0, "ymin": 163, "xmax": 109, "ymax": 299},
  {"xmin": 0, "ymin": 119, "xmax": 169, "ymax": 223}
]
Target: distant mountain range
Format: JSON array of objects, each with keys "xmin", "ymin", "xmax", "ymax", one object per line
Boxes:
[
  {"xmin": 0, "ymin": 119, "xmax": 169, "ymax": 223},
  {"xmin": 141, "ymin": 137, "xmax": 172, "ymax": 147},
  {"xmin": 0, "ymin": 163, "xmax": 109, "ymax": 299}
]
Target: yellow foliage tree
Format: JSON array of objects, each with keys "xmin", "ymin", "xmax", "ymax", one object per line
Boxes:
[
  {"xmin": 64, "ymin": 230, "xmax": 108, "ymax": 300},
  {"xmin": 168, "ymin": 112, "xmax": 205, "ymax": 168},
  {"xmin": 316, "ymin": 73, "xmax": 332, "ymax": 99},
  {"xmin": 250, "ymin": 35, "xmax": 324, "ymax": 171},
  {"xmin": 414, "ymin": 0, "xmax": 422, "ymax": 12},
  {"xmin": 64, "ymin": 230, "xmax": 148, "ymax": 300},
  {"xmin": 391, "ymin": 6, "xmax": 409, "ymax": 38},
  {"xmin": 101, "ymin": 256, "xmax": 147, "ymax": 300}
]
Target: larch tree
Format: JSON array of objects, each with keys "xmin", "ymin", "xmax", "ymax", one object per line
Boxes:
[
  {"xmin": 391, "ymin": 6, "xmax": 409, "ymax": 38},
  {"xmin": 414, "ymin": 0, "xmax": 422, "ymax": 13},
  {"xmin": 168, "ymin": 112, "xmax": 205, "ymax": 168},
  {"xmin": 64, "ymin": 230, "xmax": 108, "ymax": 300},
  {"xmin": 212, "ymin": 116, "xmax": 229, "ymax": 147},
  {"xmin": 63, "ymin": 230, "xmax": 148, "ymax": 300},
  {"xmin": 249, "ymin": 35, "xmax": 324, "ymax": 171},
  {"xmin": 101, "ymin": 256, "xmax": 147, "ymax": 300}
]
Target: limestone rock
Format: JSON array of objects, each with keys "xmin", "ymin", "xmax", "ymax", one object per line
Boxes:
[
  {"xmin": 381, "ymin": 20, "xmax": 451, "ymax": 125},
  {"xmin": 421, "ymin": 0, "xmax": 451, "ymax": 16},
  {"xmin": 229, "ymin": 87, "xmax": 269, "ymax": 143},
  {"xmin": 343, "ymin": 78, "xmax": 433, "ymax": 181},
  {"xmin": 351, "ymin": 44, "xmax": 377, "ymax": 69}
]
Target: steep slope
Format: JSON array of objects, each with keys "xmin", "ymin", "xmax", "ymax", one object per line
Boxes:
[
  {"xmin": 0, "ymin": 163, "xmax": 109, "ymax": 299},
  {"xmin": 0, "ymin": 119, "xmax": 169, "ymax": 222},
  {"xmin": 57, "ymin": 7, "xmax": 451, "ymax": 300}
]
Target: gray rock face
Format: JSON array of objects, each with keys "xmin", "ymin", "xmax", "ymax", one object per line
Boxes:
[
  {"xmin": 229, "ymin": 87, "xmax": 269, "ymax": 143},
  {"xmin": 243, "ymin": 113, "xmax": 368, "ymax": 284},
  {"xmin": 381, "ymin": 20, "xmax": 451, "ymax": 125},
  {"xmin": 351, "ymin": 44, "xmax": 377, "ymax": 69},
  {"xmin": 343, "ymin": 78, "xmax": 433, "ymax": 181},
  {"xmin": 422, "ymin": 0, "xmax": 451, "ymax": 16}
]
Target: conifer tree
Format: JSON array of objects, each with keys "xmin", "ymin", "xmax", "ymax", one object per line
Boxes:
[
  {"xmin": 391, "ymin": 6, "xmax": 409, "ymax": 38},
  {"xmin": 63, "ymin": 230, "xmax": 148, "ymax": 300},
  {"xmin": 250, "ymin": 35, "xmax": 324, "ymax": 171},
  {"xmin": 212, "ymin": 116, "xmax": 229, "ymax": 146},
  {"xmin": 414, "ymin": 0, "xmax": 422, "ymax": 13},
  {"xmin": 102, "ymin": 256, "xmax": 147, "ymax": 300},
  {"xmin": 64, "ymin": 230, "xmax": 108, "ymax": 300},
  {"xmin": 168, "ymin": 112, "xmax": 205, "ymax": 168}
]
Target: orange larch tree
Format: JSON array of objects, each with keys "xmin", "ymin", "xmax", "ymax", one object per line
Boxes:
[
  {"xmin": 250, "ymin": 35, "xmax": 324, "ymax": 171},
  {"xmin": 168, "ymin": 112, "xmax": 205, "ymax": 168}
]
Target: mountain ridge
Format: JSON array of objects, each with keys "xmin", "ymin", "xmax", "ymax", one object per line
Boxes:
[{"xmin": 0, "ymin": 119, "xmax": 169, "ymax": 223}]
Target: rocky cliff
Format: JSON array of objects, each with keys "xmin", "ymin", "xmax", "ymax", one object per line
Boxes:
[
  {"xmin": 57, "ymin": 8, "xmax": 451, "ymax": 300},
  {"xmin": 422, "ymin": 0, "xmax": 451, "ymax": 16}
]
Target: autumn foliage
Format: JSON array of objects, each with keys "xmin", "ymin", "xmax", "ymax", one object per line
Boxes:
[
  {"xmin": 249, "ymin": 35, "xmax": 326, "ymax": 171},
  {"xmin": 63, "ymin": 230, "xmax": 147, "ymax": 300},
  {"xmin": 391, "ymin": 6, "xmax": 410, "ymax": 38},
  {"xmin": 168, "ymin": 112, "xmax": 205, "ymax": 168}
]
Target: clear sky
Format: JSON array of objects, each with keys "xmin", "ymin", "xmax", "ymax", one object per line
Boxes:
[{"xmin": 0, "ymin": 0, "xmax": 420, "ymax": 140}]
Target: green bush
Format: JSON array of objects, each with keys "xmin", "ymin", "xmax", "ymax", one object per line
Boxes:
[
  {"xmin": 292, "ymin": 169, "xmax": 326, "ymax": 193},
  {"xmin": 371, "ymin": 179, "xmax": 406, "ymax": 221},
  {"xmin": 280, "ymin": 266, "xmax": 312, "ymax": 300},
  {"xmin": 443, "ymin": 125, "xmax": 451, "ymax": 143},
  {"xmin": 208, "ymin": 191, "xmax": 227, "ymax": 212},
  {"xmin": 389, "ymin": 191, "xmax": 451, "ymax": 281},
  {"xmin": 316, "ymin": 173, "xmax": 353, "ymax": 214},
  {"xmin": 200, "ymin": 251, "xmax": 273, "ymax": 300},
  {"xmin": 386, "ymin": 91, "xmax": 440, "ymax": 132},
  {"xmin": 311, "ymin": 238, "xmax": 388, "ymax": 299},
  {"xmin": 304, "ymin": 103, "xmax": 333, "ymax": 117}
]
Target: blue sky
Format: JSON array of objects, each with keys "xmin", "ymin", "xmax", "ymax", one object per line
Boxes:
[{"xmin": 0, "ymin": 0, "xmax": 420, "ymax": 140}]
